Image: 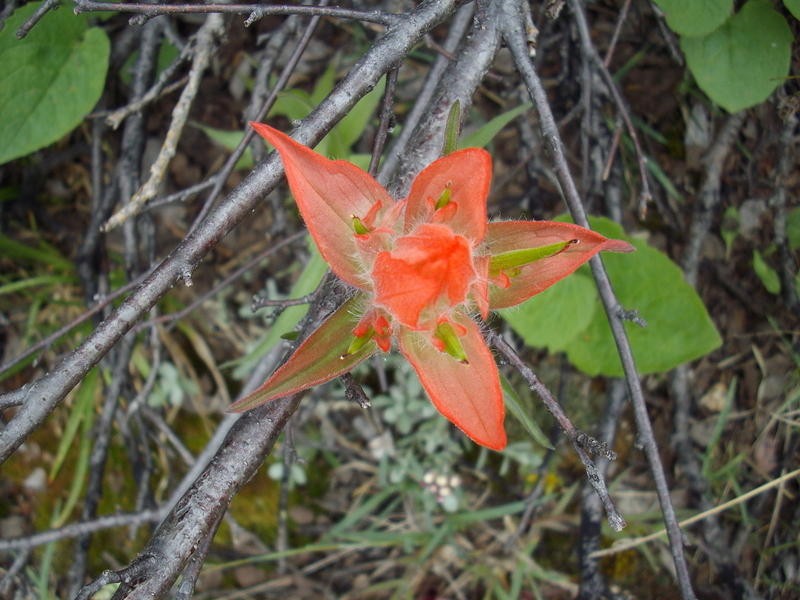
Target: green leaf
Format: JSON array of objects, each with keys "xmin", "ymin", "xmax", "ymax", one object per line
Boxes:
[
  {"xmin": 499, "ymin": 274, "xmax": 597, "ymax": 353},
  {"xmin": 51, "ymin": 368, "xmax": 98, "ymax": 527},
  {"xmin": 785, "ymin": 0, "xmax": 800, "ymax": 20},
  {"xmin": 321, "ymin": 75, "xmax": 385, "ymax": 158},
  {"xmin": 500, "ymin": 374, "xmax": 553, "ymax": 449},
  {"xmin": 268, "ymin": 89, "xmax": 314, "ymax": 122},
  {"xmin": 193, "ymin": 123, "xmax": 254, "ymax": 170},
  {"xmin": 0, "ymin": 1, "xmax": 110, "ymax": 165},
  {"xmin": 502, "ymin": 216, "xmax": 722, "ymax": 376},
  {"xmin": 459, "ymin": 103, "xmax": 531, "ymax": 150},
  {"xmin": 681, "ymin": 0, "xmax": 792, "ymax": 113},
  {"xmin": 0, "ymin": 274, "xmax": 76, "ymax": 296},
  {"xmin": 753, "ymin": 249, "xmax": 781, "ymax": 294},
  {"xmin": 309, "ymin": 61, "xmax": 337, "ymax": 106},
  {"xmin": 442, "ymin": 100, "xmax": 461, "ymax": 155},
  {"xmin": 652, "ymin": 0, "xmax": 733, "ymax": 36},
  {"xmin": 49, "ymin": 367, "xmax": 99, "ymax": 481},
  {"xmin": 721, "ymin": 206, "xmax": 739, "ymax": 256},
  {"xmin": 0, "ymin": 234, "xmax": 75, "ymax": 273},
  {"xmin": 265, "ymin": 69, "xmax": 385, "ymax": 159}
]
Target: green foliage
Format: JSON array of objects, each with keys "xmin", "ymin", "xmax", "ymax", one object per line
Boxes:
[
  {"xmin": 721, "ymin": 206, "xmax": 739, "ymax": 257},
  {"xmin": 0, "ymin": 233, "xmax": 82, "ymax": 381},
  {"xmin": 442, "ymin": 100, "xmax": 461, "ymax": 155},
  {"xmin": 51, "ymin": 368, "xmax": 99, "ymax": 527},
  {"xmin": 675, "ymin": 0, "xmax": 792, "ymax": 113},
  {"xmin": 0, "ymin": 1, "xmax": 110, "ymax": 164},
  {"xmin": 501, "ymin": 374, "xmax": 553, "ymax": 449},
  {"xmin": 785, "ymin": 0, "xmax": 800, "ymax": 20},
  {"xmin": 652, "ymin": 0, "xmax": 732, "ymax": 37},
  {"xmin": 500, "ymin": 216, "xmax": 722, "ymax": 377},
  {"xmin": 459, "ymin": 103, "xmax": 531, "ymax": 150},
  {"xmin": 752, "ymin": 249, "xmax": 781, "ymax": 295}
]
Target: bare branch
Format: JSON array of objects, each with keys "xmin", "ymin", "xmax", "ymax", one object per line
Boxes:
[
  {"xmin": 102, "ymin": 13, "xmax": 225, "ymax": 231},
  {"xmin": 15, "ymin": 0, "xmax": 59, "ymax": 38},
  {"xmin": 490, "ymin": 331, "xmax": 626, "ymax": 531},
  {"xmin": 500, "ymin": 1, "xmax": 696, "ymax": 597},
  {"xmin": 71, "ymin": 1, "xmax": 396, "ymax": 26}
]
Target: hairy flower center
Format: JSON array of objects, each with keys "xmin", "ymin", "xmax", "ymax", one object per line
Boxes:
[{"xmin": 371, "ymin": 223, "xmax": 476, "ymax": 328}]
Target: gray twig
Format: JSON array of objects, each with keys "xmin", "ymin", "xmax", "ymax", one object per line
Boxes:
[
  {"xmin": 568, "ymin": 0, "xmax": 652, "ymax": 218},
  {"xmin": 378, "ymin": 2, "xmax": 473, "ymax": 183},
  {"xmin": 15, "ymin": 0, "xmax": 59, "ymax": 38},
  {"xmin": 187, "ymin": 2, "xmax": 326, "ymax": 232},
  {"xmin": 771, "ymin": 106, "xmax": 800, "ymax": 314},
  {"xmin": 682, "ymin": 112, "xmax": 745, "ymax": 286},
  {"xmin": 490, "ymin": 331, "xmax": 626, "ymax": 531},
  {"xmin": 500, "ymin": 1, "xmax": 695, "ymax": 597},
  {"xmin": 103, "ymin": 13, "xmax": 225, "ymax": 231},
  {"xmin": 72, "ymin": 1, "xmax": 396, "ymax": 26},
  {"xmin": 387, "ymin": 0, "xmax": 501, "ymax": 197}
]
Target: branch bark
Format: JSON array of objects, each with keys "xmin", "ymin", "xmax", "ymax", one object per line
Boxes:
[{"xmin": 0, "ymin": 0, "xmax": 458, "ymax": 465}]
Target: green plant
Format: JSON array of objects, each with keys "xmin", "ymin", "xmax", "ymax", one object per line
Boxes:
[
  {"xmin": 653, "ymin": 0, "xmax": 793, "ymax": 112},
  {"xmin": 0, "ymin": 1, "xmax": 110, "ymax": 164}
]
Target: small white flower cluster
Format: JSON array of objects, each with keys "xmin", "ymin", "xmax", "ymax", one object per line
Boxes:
[{"xmin": 422, "ymin": 471, "xmax": 462, "ymax": 511}]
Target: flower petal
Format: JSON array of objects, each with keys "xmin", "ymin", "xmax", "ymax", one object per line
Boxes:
[
  {"xmin": 398, "ymin": 314, "xmax": 506, "ymax": 450},
  {"xmin": 251, "ymin": 122, "xmax": 392, "ymax": 288},
  {"xmin": 403, "ymin": 148, "xmax": 492, "ymax": 242},
  {"xmin": 372, "ymin": 224, "xmax": 476, "ymax": 328},
  {"xmin": 485, "ymin": 221, "xmax": 634, "ymax": 309},
  {"xmin": 228, "ymin": 294, "xmax": 376, "ymax": 412}
]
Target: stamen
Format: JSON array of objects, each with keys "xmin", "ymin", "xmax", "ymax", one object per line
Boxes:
[
  {"xmin": 351, "ymin": 215, "xmax": 371, "ymax": 235},
  {"xmin": 434, "ymin": 182, "xmax": 453, "ymax": 210},
  {"xmin": 489, "ymin": 239, "xmax": 578, "ymax": 276},
  {"xmin": 433, "ymin": 321, "xmax": 468, "ymax": 363}
]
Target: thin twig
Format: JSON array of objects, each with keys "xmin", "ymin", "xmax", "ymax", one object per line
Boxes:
[
  {"xmin": 144, "ymin": 178, "xmax": 218, "ymax": 211},
  {"xmin": 252, "ymin": 292, "xmax": 315, "ymax": 312},
  {"xmin": 187, "ymin": 3, "xmax": 326, "ymax": 232},
  {"xmin": 578, "ymin": 380, "xmax": 626, "ymax": 599},
  {"xmin": 771, "ymin": 105, "xmax": 800, "ymax": 314},
  {"xmin": 378, "ymin": 3, "xmax": 473, "ymax": 183},
  {"xmin": 500, "ymin": 2, "xmax": 695, "ymax": 597},
  {"xmin": 368, "ymin": 67, "xmax": 399, "ymax": 176},
  {"xmin": 0, "ymin": 275, "xmax": 146, "ymax": 385},
  {"xmin": 603, "ymin": 0, "xmax": 631, "ymax": 67},
  {"xmin": 568, "ymin": 0, "xmax": 652, "ymax": 218},
  {"xmin": 0, "ymin": 0, "xmax": 19, "ymax": 32},
  {"xmin": 387, "ymin": 0, "xmax": 501, "ymax": 197},
  {"xmin": 490, "ymin": 331, "xmax": 626, "ymax": 531},
  {"xmin": 15, "ymin": 0, "xmax": 58, "ymax": 38},
  {"xmin": 72, "ymin": 1, "xmax": 396, "ymax": 26},
  {"xmin": 589, "ymin": 467, "xmax": 800, "ymax": 559},
  {"xmin": 0, "ymin": 510, "xmax": 166, "ymax": 552},
  {"xmin": 0, "ymin": 549, "xmax": 30, "ymax": 595},
  {"xmin": 104, "ymin": 63, "xmax": 191, "ymax": 130},
  {"xmin": 682, "ymin": 112, "xmax": 745, "ymax": 286},
  {"xmin": 135, "ymin": 231, "xmax": 306, "ymax": 331},
  {"xmin": 103, "ymin": 13, "xmax": 225, "ymax": 231}
]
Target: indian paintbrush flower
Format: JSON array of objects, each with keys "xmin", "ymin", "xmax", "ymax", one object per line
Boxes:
[{"xmin": 228, "ymin": 122, "xmax": 634, "ymax": 450}]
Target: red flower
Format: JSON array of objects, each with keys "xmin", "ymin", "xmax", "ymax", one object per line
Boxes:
[{"xmin": 229, "ymin": 123, "xmax": 634, "ymax": 450}]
